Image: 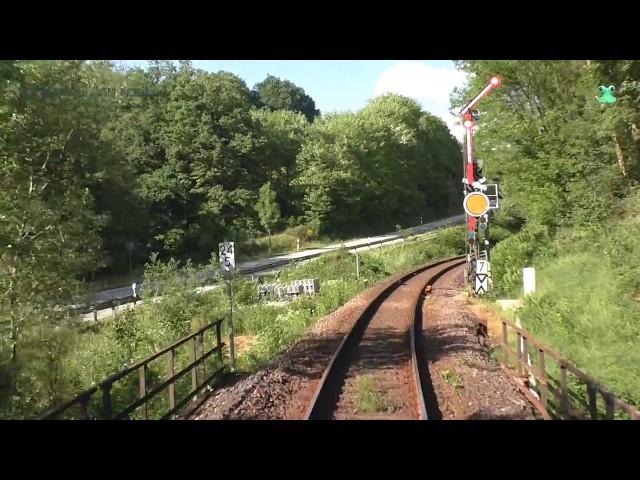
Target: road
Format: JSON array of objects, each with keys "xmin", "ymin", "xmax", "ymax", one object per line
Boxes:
[{"xmin": 85, "ymin": 214, "xmax": 465, "ymax": 307}]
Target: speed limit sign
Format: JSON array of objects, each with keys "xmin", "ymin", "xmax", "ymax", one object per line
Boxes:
[{"xmin": 219, "ymin": 241, "xmax": 235, "ymax": 279}]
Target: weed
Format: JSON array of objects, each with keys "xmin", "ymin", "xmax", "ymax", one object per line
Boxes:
[
  {"xmin": 440, "ymin": 369, "xmax": 464, "ymax": 391},
  {"xmin": 354, "ymin": 375, "xmax": 393, "ymax": 413}
]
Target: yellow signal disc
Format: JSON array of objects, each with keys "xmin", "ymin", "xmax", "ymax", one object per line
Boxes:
[{"xmin": 463, "ymin": 192, "xmax": 490, "ymax": 217}]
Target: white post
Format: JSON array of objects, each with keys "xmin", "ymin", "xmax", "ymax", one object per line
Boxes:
[
  {"xmin": 523, "ymin": 267, "xmax": 536, "ymax": 296},
  {"xmin": 228, "ymin": 280, "xmax": 236, "ymax": 372},
  {"xmin": 515, "ymin": 296, "xmax": 536, "ymax": 393},
  {"xmin": 355, "ymin": 248, "xmax": 360, "ymax": 280}
]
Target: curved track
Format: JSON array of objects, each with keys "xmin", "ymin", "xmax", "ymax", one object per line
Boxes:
[{"xmin": 304, "ymin": 256, "xmax": 465, "ymax": 420}]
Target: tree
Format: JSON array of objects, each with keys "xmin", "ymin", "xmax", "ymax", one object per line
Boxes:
[
  {"xmin": 251, "ymin": 109, "xmax": 308, "ymax": 221},
  {"xmin": 110, "ymin": 65, "xmax": 263, "ymax": 259},
  {"xmin": 450, "ymin": 60, "xmax": 626, "ymax": 230},
  {"xmin": 0, "ymin": 60, "xmax": 104, "ymax": 416},
  {"xmin": 255, "ymin": 182, "xmax": 281, "ymax": 253},
  {"xmin": 252, "ymin": 75, "xmax": 320, "ymax": 122},
  {"xmin": 296, "ymin": 94, "xmax": 461, "ymax": 236}
]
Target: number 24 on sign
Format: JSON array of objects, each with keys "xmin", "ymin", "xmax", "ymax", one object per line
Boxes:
[{"xmin": 219, "ymin": 242, "xmax": 235, "ymax": 272}]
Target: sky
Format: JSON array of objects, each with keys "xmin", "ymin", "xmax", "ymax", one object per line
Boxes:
[{"xmin": 119, "ymin": 60, "xmax": 469, "ymax": 139}]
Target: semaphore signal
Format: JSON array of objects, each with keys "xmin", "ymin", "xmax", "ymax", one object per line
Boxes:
[{"xmin": 459, "ymin": 75, "xmax": 502, "ymax": 295}]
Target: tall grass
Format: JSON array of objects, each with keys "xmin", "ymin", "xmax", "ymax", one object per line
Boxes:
[
  {"xmin": 237, "ymin": 225, "xmax": 327, "ymax": 260},
  {"xmin": 491, "ymin": 192, "xmax": 640, "ymax": 407}
]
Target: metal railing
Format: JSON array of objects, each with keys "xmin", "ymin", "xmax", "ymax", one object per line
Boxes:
[
  {"xmin": 40, "ymin": 318, "xmax": 226, "ymax": 420},
  {"xmin": 499, "ymin": 319, "xmax": 640, "ymax": 420}
]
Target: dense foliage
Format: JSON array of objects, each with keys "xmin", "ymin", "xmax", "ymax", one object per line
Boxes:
[
  {"xmin": 0, "ymin": 60, "xmax": 461, "ymax": 418},
  {"xmin": 452, "ymin": 60, "xmax": 640, "ymax": 404}
]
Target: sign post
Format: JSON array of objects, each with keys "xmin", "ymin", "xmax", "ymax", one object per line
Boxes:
[
  {"xmin": 475, "ymin": 259, "xmax": 490, "ymax": 295},
  {"xmin": 219, "ymin": 241, "xmax": 237, "ymax": 371}
]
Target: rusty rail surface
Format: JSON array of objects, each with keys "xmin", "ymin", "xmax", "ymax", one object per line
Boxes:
[
  {"xmin": 39, "ymin": 318, "xmax": 226, "ymax": 420},
  {"xmin": 304, "ymin": 256, "xmax": 465, "ymax": 420},
  {"xmin": 499, "ymin": 319, "xmax": 640, "ymax": 420}
]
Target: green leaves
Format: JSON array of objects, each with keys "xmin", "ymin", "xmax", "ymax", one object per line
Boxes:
[
  {"xmin": 252, "ymin": 75, "xmax": 320, "ymax": 122},
  {"xmin": 296, "ymin": 93, "xmax": 461, "ymax": 236},
  {"xmin": 0, "ymin": 60, "xmax": 465, "ymax": 418},
  {"xmin": 255, "ymin": 182, "xmax": 281, "ymax": 254}
]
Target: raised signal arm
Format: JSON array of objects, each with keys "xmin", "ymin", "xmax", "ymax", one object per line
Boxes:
[{"xmin": 459, "ymin": 76, "xmax": 502, "ymax": 117}]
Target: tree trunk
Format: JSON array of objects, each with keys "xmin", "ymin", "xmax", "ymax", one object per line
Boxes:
[
  {"xmin": 9, "ymin": 317, "xmax": 17, "ymax": 363},
  {"xmin": 612, "ymin": 132, "xmax": 628, "ymax": 179},
  {"xmin": 268, "ymin": 229, "xmax": 272, "ymax": 255},
  {"xmin": 8, "ymin": 270, "xmax": 18, "ymax": 363}
]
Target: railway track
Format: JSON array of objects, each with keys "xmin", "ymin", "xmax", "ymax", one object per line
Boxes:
[{"xmin": 304, "ymin": 256, "xmax": 465, "ymax": 420}]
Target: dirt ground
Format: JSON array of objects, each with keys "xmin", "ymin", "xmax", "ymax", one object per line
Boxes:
[
  {"xmin": 189, "ymin": 263, "xmax": 542, "ymax": 420},
  {"xmin": 421, "ymin": 267, "xmax": 540, "ymax": 420},
  {"xmin": 331, "ymin": 264, "xmax": 459, "ymax": 420},
  {"xmin": 190, "ymin": 269, "xmax": 413, "ymax": 420}
]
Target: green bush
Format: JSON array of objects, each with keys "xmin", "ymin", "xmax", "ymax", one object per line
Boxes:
[
  {"xmin": 490, "ymin": 224, "xmax": 554, "ymax": 296},
  {"xmin": 492, "ymin": 192, "xmax": 640, "ymax": 408},
  {"xmin": 238, "ymin": 224, "xmax": 322, "ymax": 260}
]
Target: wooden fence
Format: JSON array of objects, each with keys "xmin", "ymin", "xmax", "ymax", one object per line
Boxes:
[
  {"xmin": 499, "ymin": 319, "xmax": 640, "ymax": 420},
  {"xmin": 40, "ymin": 318, "xmax": 226, "ymax": 420}
]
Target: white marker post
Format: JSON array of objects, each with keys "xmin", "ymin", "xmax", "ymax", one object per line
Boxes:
[
  {"xmin": 219, "ymin": 241, "xmax": 237, "ymax": 371},
  {"xmin": 521, "ymin": 267, "xmax": 536, "ymax": 392},
  {"xmin": 523, "ymin": 267, "xmax": 536, "ymax": 296}
]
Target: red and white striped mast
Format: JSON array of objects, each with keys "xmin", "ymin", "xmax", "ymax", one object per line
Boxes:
[{"xmin": 459, "ymin": 75, "xmax": 502, "ymax": 283}]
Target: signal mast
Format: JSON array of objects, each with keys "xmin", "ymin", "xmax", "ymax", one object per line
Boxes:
[{"xmin": 459, "ymin": 75, "xmax": 502, "ymax": 295}]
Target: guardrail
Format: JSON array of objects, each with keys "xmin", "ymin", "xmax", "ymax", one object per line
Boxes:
[
  {"xmin": 74, "ymin": 216, "xmax": 467, "ymax": 317},
  {"xmin": 499, "ymin": 319, "xmax": 640, "ymax": 420},
  {"xmin": 80, "ymin": 216, "xmax": 466, "ymax": 308},
  {"xmin": 40, "ymin": 318, "xmax": 226, "ymax": 420}
]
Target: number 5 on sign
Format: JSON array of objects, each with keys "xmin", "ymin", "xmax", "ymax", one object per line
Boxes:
[{"xmin": 219, "ymin": 241, "xmax": 235, "ymax": 279}]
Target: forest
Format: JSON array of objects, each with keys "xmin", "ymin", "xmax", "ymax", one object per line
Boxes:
[
  {"xmin": 453, "ymin": 60, "xmax": 640, "ymax": 405},
  {"xmin": 0, "ymin": 60, "xmax": 462, "ymax": 417}
]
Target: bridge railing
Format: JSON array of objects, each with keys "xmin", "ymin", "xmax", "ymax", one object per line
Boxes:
[
  {"xmin": 40, "ymin": 318, "xmax": 226, "ymax": 420},
  {"xmin": 499, "ymin": 319, "xmax": 640, "ymax": 420}
]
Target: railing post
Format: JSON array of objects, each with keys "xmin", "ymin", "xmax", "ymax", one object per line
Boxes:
[
  {"xmin": 200, "ymin": 332, "xmax": 206, "ymax": 378},
  {"xmin": 538, "ymin": 348, "xmax": 548, "ymax": 410},
  {"xmin": 191, "ymin": 336, "xmax": 198, "ymax": 393},
  {"xmin": 587, "ymin": 383, "xmax": 598, "ymax": 420},
  {"xmin": 139, "ymin": 365, "xmax": 148, "ymax": 420},
  {"xmin": 560, "ymin": 363, "xmax": 569, "ymax": 417},
  {"xmin": 101, "ymin": 383, "xmax": 113, "ymax": 420},
  {"xmin": 167, "ymin": 349, "xmax": 176, "ymax": 411},
  {"xmin": 80, "ymin": 396, "xmax": 90, "ymax": 420},
  {"xmin": 522, "ymin": 335, "xmax": 529, "ymax": 377},
  {"xmin": 516, "ymin": 332, "xmax": 523, "ymax": 376},
  {"xmin": 216, "ymin": 321, "xmax": 223, "ymax": 367},
  {"xmin": 502, "ymin": 321, "xmax": 508, "ymax": 348},
  {"xmin": 604, "ymin": 394, "xmax": 615, "ymax": 420}
]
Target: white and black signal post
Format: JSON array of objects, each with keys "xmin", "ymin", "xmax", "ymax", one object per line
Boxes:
[{"xmin": 219, "ymin": 241, "xmax": 237, "ymax": 371}]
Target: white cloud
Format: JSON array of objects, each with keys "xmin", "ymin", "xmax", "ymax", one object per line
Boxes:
[{"xmin": 373, "ymin": 61, "xmax": 469, "ymax": 140}]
